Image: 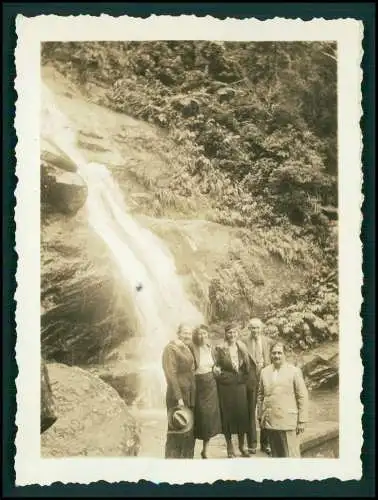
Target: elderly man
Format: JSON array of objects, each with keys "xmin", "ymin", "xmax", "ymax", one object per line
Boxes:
[
  {"xmin": 258, "ymin": 341, "xmax": 309, "ymax": 457},
  {"xmin": 244, "ymin": 318, "xmax": 273, "ymax": 454}
]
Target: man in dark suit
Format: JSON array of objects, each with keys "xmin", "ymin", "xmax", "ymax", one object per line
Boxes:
[{"xmin": 244, "ymin": 318, "xmax": 273, "ymax": 454}]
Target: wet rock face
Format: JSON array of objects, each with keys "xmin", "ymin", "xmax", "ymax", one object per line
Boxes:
[
  {"xmin": 88, "ymin": 350, "xmax": 167, "ymax": 408},
  {"xmin": 41, "ymin": 213, "xmax": 137, "ymax": 366},
  {"xmin": 41, "ymin": 142, "xmax": 138, "ymax": 366},
  {"xmin": 41, "ymin": 363, "xmax": 141, "ymax": 457},
  {"xmin": 41, "ymin": 159, "xmax": 87, "ymax": 215}
]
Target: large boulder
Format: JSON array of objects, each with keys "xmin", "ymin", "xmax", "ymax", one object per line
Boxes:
[
  {"xmin": 50, "ymin": 170, "xmax": 88, "ymax": 215},
  {"xmin": 299, "ymin": 342, "xmax": 339, "ymax": 390},
  {"xmin": 41, "ymin": 151, "xmax": 87, "ymax": 216},
  {"xmin": 41, "ymin": 148, "xmax": 77, "ymax": 173},
  {"xmin": 41, "ymin": 363, "xmax": 140, "ymax": 457}
]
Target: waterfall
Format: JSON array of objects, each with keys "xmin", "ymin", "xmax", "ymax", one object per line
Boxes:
[{"xmin": 41, "ymin": 84, "xmax": 204, "ymax": 407}]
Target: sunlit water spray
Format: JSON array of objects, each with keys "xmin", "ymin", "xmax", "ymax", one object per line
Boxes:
[{"xmin": 41, "ymin": 84, "xmax": 204, "ymax": 407}]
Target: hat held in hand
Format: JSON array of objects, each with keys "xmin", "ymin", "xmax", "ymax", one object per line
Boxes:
[{"xmin": 167, "ymin": 406, "xmax": 194, "ymax": 434}]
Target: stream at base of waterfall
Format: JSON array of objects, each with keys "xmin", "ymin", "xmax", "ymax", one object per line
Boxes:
[{"xmin": 42, "ymin": 83, "xmax": 204, "ymax": 409}]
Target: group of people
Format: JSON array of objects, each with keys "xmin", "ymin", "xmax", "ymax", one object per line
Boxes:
[{"xmin": 162, "ymin": 318, "xmax": 309, "ymax": 459}]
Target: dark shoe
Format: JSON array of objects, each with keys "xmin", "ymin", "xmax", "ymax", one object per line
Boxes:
[
  {"xmin": 248, "ymin": 447, "xmax": 257, "ymax": 454},
  {"xmin": 240, "ymin": 448, "xmax": 250, "ymax": 457},
  {"xmin": 201, "ymin": 451, "xmax": 207, "ymax": 459}
]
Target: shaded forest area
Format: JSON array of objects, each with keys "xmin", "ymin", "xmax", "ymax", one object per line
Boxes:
[{"xmin": 42, "ymin": 41, "xmax": 339, "ymax": 351}]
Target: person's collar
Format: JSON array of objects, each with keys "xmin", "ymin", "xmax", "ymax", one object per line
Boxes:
[
  {"xmin": 174, "ymin": 339, "xmax": 187, "ymax": 347},
  {"xmin": 224, "ymin": 341, "xmax": 237, "ymax": 348},
  {"xmin": 199, "ymin": 342, "xmax": 211, "ymax": 349}
]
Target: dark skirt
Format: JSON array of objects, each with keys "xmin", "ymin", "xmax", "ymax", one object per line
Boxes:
[
  {"xmin": 217, "ymin": 381, "xmax": 249, "ymax": 435},
  {"xmin": 194, "ymin": 372, "xmax": 222, "ymax": 440}
]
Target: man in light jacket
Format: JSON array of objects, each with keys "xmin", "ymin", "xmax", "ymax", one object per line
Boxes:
[
  {"xmin": 244, "ymin": 318, "xmax": 273, "ymax": 454},
  {"xmin": 258, "ymin": 341, "xmax": 309, "ymax": 457}
]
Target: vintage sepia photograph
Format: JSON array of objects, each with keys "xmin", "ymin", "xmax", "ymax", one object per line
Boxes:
[
  {"xmin": 15, "ymin": 15, "xmax": 363, "ymax": 485},
  {"xmin": 40, "ymin": 39, "xmax": 340, "ymax": 461}
]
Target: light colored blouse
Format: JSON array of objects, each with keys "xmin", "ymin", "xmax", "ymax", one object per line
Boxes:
[
  {"xmin": 228, "ymin": 344, "xmax": 239, "ymax": 371},
  {"xmin": 195, "ymin": 345, "xmax": 214, "ymax": 375}
]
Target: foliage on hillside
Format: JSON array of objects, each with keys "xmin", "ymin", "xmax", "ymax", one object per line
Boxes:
[{"xmin": 41, "ymin": 41, "xmax": 339, "ymax": 349}]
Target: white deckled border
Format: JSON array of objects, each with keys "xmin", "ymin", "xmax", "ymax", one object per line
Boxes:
[{"xmin": 14, "ymin": 14, "xmax": 364, "ymax": 485}]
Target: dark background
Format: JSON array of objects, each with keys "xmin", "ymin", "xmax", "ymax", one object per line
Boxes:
[{"xmin": 2, "ymin": 2, "xmax": 375, "ymax": 498}]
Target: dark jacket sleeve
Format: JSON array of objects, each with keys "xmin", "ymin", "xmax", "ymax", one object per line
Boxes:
[
  {"xmin": 238, "ymin": 342, "xmax": 251, "ymax": 383},
  {"xmin": 162, "ymin": 345, "xmax": 182, "ymax": 403},
  {"xmin": 263, "ymin": 335, "xmax": 273, "ymax": 366},
  {"xmin": 257, "ymin": 371, "xmax": 265, "ymax": 422},
  {"xmin": 188, "ymin": 342, "xmax": 199, "ymax": 371},
  {"xmin": 213, "ymin": 346, "xmax": 232, "ymax": 384}
]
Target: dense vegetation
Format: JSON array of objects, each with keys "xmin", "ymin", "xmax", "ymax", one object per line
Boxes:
[{"xmin": 42, "ymin": 41, "xmax": 338, "ymax": 351}]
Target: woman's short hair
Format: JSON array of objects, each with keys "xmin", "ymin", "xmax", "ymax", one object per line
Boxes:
[
  {"xmin": 177, "ymin": 323, "xmax": 191, "ymax": 336},
  {"xmin": 192, "ymin": 324, "xmax": 209, "ymax": 345},
  {"xmin": 270, "ymin": 341, "xmax": 286, "ymax": 354},
  {"xmin": 224, "ymin": 322, "xmax": 238, "ymax": 334}
]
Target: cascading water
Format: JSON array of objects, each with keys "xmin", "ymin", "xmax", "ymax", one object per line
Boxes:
[{"xmin": 41, "ymin": 84, "xmax": 204, "ymax": 407}]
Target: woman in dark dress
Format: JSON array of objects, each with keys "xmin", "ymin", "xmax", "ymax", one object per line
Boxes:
[
  {"xmin": 162, "ymin": 324, "xmax": 196, "ymax": 458},
  {"xmin": 189, "ymin": 325, "xmax": 222, "ymax": 458},
  {"xmin": 213, "ymin": 323, "xmax": 251, "ymax": 458}
]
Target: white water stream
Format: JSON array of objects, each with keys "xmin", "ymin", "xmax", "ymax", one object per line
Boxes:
[{"xmin": 41, "ymin": 84, "xmax": 204, "ymax": 407}]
